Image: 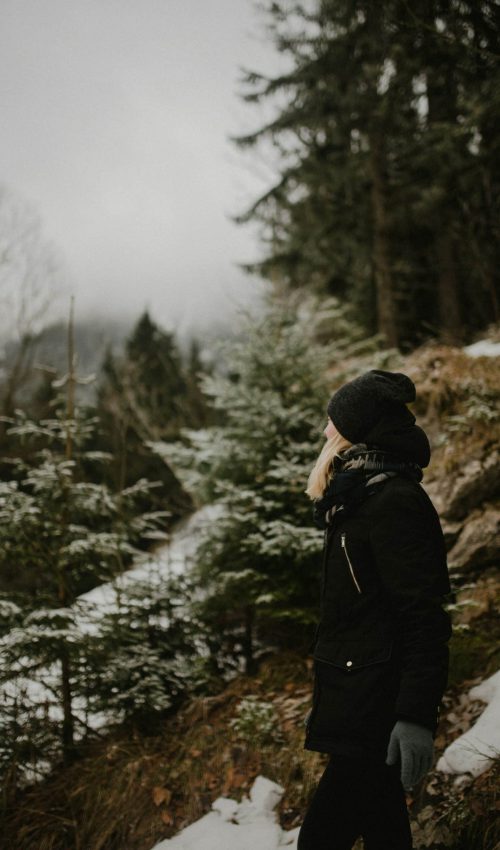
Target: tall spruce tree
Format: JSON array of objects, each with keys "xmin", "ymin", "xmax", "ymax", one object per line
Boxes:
[
  {"xmin": 123, "ymin": 311, "xmax": 188, "ymax": 438},
  {"xmin": 94, "ymin": 311, "xmax": 201, "ymax": 522},
  {"xmin": 234, "ymin": 0, "xmax": 500, "ymax": 349}
]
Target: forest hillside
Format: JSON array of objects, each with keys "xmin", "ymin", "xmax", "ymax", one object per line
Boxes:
[{"xmin": 2, "ymin": 324, "xmax": 499, "ymax": 850}]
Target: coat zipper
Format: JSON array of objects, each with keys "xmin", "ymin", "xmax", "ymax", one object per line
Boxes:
[{"xmin": 340, "ymin": 532, "xmax": 362, "ymax": 594}]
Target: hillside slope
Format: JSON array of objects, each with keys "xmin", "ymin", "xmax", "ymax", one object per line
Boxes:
[{"xmin": 2, "ymin": 337, "xmax": 499, "ymax": 850}]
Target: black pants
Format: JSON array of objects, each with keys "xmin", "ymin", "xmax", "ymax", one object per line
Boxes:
[{"xmin": 297, "ymin": 754, "xmax": 413, "ymax": 850}]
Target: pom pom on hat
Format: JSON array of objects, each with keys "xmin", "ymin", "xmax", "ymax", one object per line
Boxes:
[{"xmin": 327, "ymin": 369, "xmax": 416, "ymax": 444}]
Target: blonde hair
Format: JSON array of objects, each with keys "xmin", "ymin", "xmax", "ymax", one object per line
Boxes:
[{"xmin": 305, "ymin": 428, "xmax": 353, "ymax": 500}]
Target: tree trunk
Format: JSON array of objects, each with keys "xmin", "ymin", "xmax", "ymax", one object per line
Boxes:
[
  {"xmin": 60, "ymin": 646, "xmax": 75, "ymax": 764},
  {"xmin": 1, "ymin": 333, "xmax": 34, "ymax": 417},
  {"xmin": 58, "ymin": 553, "xmax": 75, "ymax": 763},
  {"xmin": 422, "ymin": 0, "xmax": 464, "ymax": 344},
  {"xmin": 369, "ymin": 131, "xmax": 399, "ymax": 348},
  {"xmin": 243, "ymin": 605, "xmax": 256, "ymax": 675},
  {"xmin": 436, "ymin": 229, "xmax": 463, "ymax": 344},
  {"xmin": 484, "ymin": 268, "xmax": 499, "ymax": 324},
  {"xmin": 60, "ymin": 296, "xmax": 76, "ymax": 764}
]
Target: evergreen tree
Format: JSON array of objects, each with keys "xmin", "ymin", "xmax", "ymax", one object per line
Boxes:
[
  {"xmin": 123, "ymin": 311, "xmax": 188, "ymax": 439},
  {"xmin": 0, "ymin": 404, "xmax": 168, "ymax": 771},
  {"xmin": 94, "ymin": 312, "xmax": 212, "ymax": 523},
  {"xmin": 184, "ymin": 337, "xmax": 214, "ymax": 428},
  {"xmin": 84, "ymin": 573, "xmax": 212, "ymax": 730},
  {"xmin": 0, "ymin": 306, "xmax": 214, "ymax": 790},
  {"xmin": 234, "ymin": 0, "xmax": 500, "ymax": 349},
  {"xmin": 150, "ymin": 292, "xmax": 388, "ymax": 674},
  {"xmin": 0, "ymin": 298, "xmax": 171, "ymax": 780}
]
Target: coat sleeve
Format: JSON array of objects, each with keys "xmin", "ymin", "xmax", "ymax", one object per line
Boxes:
[{"xmin": 369, "ymin": 481, "xmax": 452, "ymax": 735}]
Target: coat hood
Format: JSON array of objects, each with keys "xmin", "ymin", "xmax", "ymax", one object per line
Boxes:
[{"xmin": 362, "ymin": 403, "xmax": 431, "ymax": 469}]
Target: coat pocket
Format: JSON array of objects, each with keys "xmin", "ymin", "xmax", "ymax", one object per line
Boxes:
[
  {"xmin": 313, "ymin": 639, "xmax": 393, "ymax": 671},
  {"xmin": 310, "ymin": 640, "xmax": 398, "ymax": 748}
]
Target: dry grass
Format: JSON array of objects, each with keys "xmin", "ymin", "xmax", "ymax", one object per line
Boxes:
[
  {"xmin": 325, "ymin": 333, "xmax": 500, "ymax": 478},
  {"xmin": 0, "ymin": 651, "xmax": 327, "ymax": 850},
  {"xmin": 404, "ymin": 340, "xmax": 500, "ymax": 474},
  {"xmin": 6, "ymin": 616, "xmax": 498, "ymax": 850},
  {"xmin": 6, "ymin": 612, "xmax": 498, "ymax": 850}
]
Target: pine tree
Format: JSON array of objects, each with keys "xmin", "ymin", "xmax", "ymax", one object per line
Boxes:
[
  {"xmin": 234, "ymin": 0, "xmax": 413, "ymax": 346},
  {"xmin": 0, "ymin": 405, "xmax": 168, "ymax": 768},
  {"xmin": 0, "ymin": 307, "xmax": 216, "ymax": 789},
  {"xmin": 150, "ymin": 291, "xmax": 387, "ymax": 674},
  {"xmin": 123, "ymin": 311, "xmax": 188, "ymax": 439},
  {"xmin": 83, "ymin": 573, "xmax": 212, "ymax": 729},
  {"xmin": 184, "ymin": 337, "xmax": 214, "ymax": 428},
  {"xmin": 233, "ymin": 0, "xmax": 500, "ymax": 348},
  {"xmin": 0, "ymin": 307, "xmax": 171, "ymax": 780},
  {"xmin": 94, "ymin": 312, "xmax": 211, "ymax": 523}
]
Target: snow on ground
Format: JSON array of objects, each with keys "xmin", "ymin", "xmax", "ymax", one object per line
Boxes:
[
  {"xmin": 463, "ymin": 339, "xmax": 500, "ymax": 357},
  {"xmin": 0, "ymin": 503, "xmax": 225, "ymax": 773},
  {"xmin": 78, "ymin": 502, "xmax": 223, "ymax": 623},
  {"xmin": 149, "ymin": 776, "xmax": 299, "ymax": 850},
  {"xmin": 437, "ymin": 669, "xmax": 500, "ymax": 780}
]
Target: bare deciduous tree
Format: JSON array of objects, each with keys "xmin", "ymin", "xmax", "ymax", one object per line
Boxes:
[{"xmin": 0, "ymin": 184, "xmax": 68, "ymax": 415}]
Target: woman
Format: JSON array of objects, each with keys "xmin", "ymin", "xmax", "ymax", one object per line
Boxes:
[{"xmin": 298, "ymin": 369, "xmax": 451, "ymax": 850}]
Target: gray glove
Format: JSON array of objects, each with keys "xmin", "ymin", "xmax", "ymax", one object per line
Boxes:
[{"xmin": 385, "ymin": 719, "xmax": 434, "ymax": 791}]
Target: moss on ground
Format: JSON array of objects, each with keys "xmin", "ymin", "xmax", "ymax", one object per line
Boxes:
[{"xmin": 448, "ymin": 614, "xmax": 500, "ymax": 689}]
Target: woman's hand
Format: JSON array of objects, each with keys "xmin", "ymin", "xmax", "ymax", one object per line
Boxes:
[{"xmin": 385, "ymin": 719, "xmax": 434, "ymax": 791}]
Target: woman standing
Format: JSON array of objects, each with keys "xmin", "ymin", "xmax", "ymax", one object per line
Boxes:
[{"xmin": 298, "ymin": 369, "xmax": 451, "ymax": 850}]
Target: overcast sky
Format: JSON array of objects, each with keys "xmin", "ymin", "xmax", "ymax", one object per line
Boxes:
[{"xmin": 0, "ymin": 0, "xmax": 286, "ymax": 340}]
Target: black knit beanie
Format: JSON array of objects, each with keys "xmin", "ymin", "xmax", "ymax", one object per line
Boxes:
[{"xmin": 327, "ymin": 369, "xmax": 416, "ymax": 444}]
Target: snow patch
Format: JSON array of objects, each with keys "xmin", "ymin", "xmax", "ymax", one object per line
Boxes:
[
  {"xmin": 437, "ymin": 669, "xmax": 500, "ymax": 779},
  {"xmin": 149, "ymin": 775, "xmax": 299, "ymax": 850},
  {"xmin": 0, "ymin": 503, "xmax": 224, "ymax": 784},
  {"xmin": 463, "ymin": 339, "xmax": 500, "ymax": 358},
  {"xmin": 79, "ymin": 502, "xmax": 224, "ymax": 615}
]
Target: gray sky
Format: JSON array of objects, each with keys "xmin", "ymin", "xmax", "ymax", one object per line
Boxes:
[{"xmin": 0, "ymin": 0, "xmax": 285, "ymax": 339}]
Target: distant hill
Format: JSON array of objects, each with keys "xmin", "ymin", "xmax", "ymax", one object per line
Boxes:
[
  {"xmin": 1, "ymin": 312, "xmax": 239, "ymax": 409},
  {"xmin": 36, "ymin": 316, "xmax": 132, "ymax": 373},
  {"xmin": 1, "ymin": 316, "xmax": 133, "ymax": 406}
]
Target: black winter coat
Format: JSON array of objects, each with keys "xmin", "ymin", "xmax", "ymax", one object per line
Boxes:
[{"xmin": 303, "ymin": 474, "xmax": 452, "ymax": 761}]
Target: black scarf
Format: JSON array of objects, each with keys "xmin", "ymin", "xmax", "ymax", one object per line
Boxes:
[{"xmin": 312, "ymin": 446, "xmax": 423, "ymax": 529}]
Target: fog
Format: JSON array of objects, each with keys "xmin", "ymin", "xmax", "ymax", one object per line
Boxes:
[{"xmin": 0, "ymin": 0, "xmax": 285, "ymax": 340}]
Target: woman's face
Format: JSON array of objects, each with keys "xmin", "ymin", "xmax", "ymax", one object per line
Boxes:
[{"xmin": 324, "ymin": 415, "xmax": 341, "ymax": 440}]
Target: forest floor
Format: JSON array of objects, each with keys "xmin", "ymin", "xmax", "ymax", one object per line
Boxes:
[{"xmin": 2, "ymin": 605, "xmax": 499, "ymax": 850}]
